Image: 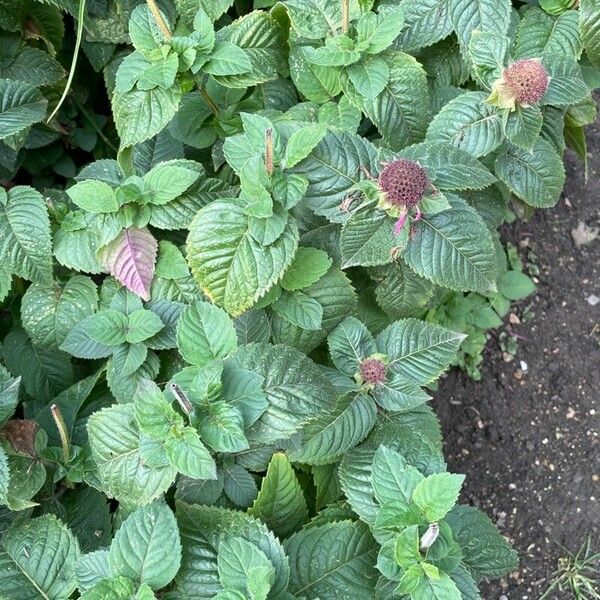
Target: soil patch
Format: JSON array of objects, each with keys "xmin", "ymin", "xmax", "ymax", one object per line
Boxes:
[{"xmin": 433, "ymin": 122, "xmax": 600, "ymax": 598}]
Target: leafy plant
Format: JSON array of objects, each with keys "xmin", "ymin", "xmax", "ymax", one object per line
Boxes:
[{"xmin": 1, "ymin": 0, "xmax": 598, "ymax": 598}]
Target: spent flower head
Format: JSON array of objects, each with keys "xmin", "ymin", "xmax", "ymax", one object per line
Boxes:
[
  {"xmin": 488, "ymin": 59, "xmax": 550, "ymax": 110},
  {"xmin": 357, "ymin": 354, "xmax": 388, "ymax": 387}
]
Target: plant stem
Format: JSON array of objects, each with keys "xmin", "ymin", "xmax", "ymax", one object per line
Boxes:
[
  {"xmin": 341, "ymin": 0, "xmax": 349, "ymax": 33},
  {"xmin": 50, "ymin": 404, "xmax": 70, "ymax": 463},
  {"xmin": 146, "ymin": 0, "xmax": 172, "ymax": 40},
  {"xmin": 73, "ymin": 97, "xmax": 118, "ymax": 152},
  {"xmin": 265, "ymin": 127, "xmax": 274, "ymax": 176},
  {"xmin": 170, "ymin": 384, "xmax": 194, "ymax": 416},
  {"xmin": 198, "ymin": 85, "xmax": 220, "ymax": 116}
]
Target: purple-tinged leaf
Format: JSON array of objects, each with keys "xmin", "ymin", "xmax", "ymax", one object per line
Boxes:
[{"xmin": 99, "ymin": 227, "xmax": 158, "ymax": 301}]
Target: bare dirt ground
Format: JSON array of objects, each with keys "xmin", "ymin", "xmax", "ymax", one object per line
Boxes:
[{"xmin": 434, "ymin": 123, "xmax": 600, "ymax": 599}]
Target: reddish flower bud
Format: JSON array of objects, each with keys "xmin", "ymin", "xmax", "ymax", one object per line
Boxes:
[
  {"xmin": 359, "ymin": 357, "xmax": 387, "ymax": 385},
  {"xmin": 378, "ymin": 159, "xmax": 428, "ymax": 209},
  {"xmin": 503, "ymin": 59, "xmax": 549, "ymax": 105}
]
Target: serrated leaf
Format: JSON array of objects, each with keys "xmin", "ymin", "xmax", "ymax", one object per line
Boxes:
[
  {"xmin": 400, "ymin": 142, "xmax": 496, "ymax": 191},
  {"xmin": 0, "ymin": 514, "xmax": 80, "ymax": 600},
  {"xmin": 83, "ymin": 309, "xmax": 128, "ymax": 346},
  {"xmin": 542, "ymin": 56, "xmax": 589, "ymax": 106},
  {"xmin": 403, "ymin": 195, "xmax": 497, "ymax": 293},
  {"xmin": 293, "ymin": 131, "xmax": 378, "ymax": 223},
  {"xmin": 288, "ymin": 393, "xmax": 377, "ymax": 466},
  {"xmin": 446, "ymin": 505, "xmax": 519, "ymax": 579},
  {"xmin": 0, "ymin": 186, "xmax": 53, "ymax": 283},
  {"xmin": 376, "ymin": 319, "xmax": 465, "ymax": 385},
  {"xmin": 109, "ymin": 500, "xmax": 181, "ymax": 590},
  {"xmin": 0, "ymin": 79, "xmax": 47, "ymax": 140},
  {"xmin": 495, "ymin": 138, "xmax": 565, "ymax": 208},
  {"xmin": 21, "ymin": 276, "xmax": 98, "ymax": 348},
  {"xmin": 187, "ymin": 199, "xmax": 299, "ymax": 316},
  {"xmin": 271, "ymin": 291, "xmax": 323, "ymax": 330},
  {"xmin": 284, "ymin": 124, "xmax": 328, "ymax": 169},
  {"xmin": 347, "ymin": 57, "xmax": 390, "ymax": 100},
  {"xmin": 412, "ymin": 472, "xmax": 465, "ymax": 521},
  {"xmin": 249, "ymin": 453, "xmax": 308, "ymax": 537},
  {"xmin": 350, "ymin": 51, "xmax": 430, "ymax": 151},
  {"xmin": 87, "ymin": 403, "xmax": 176, "ymax": 506},
  {"xmin": 217, "ymin": 537, "xmax": 275, "ymax": 600},
  {"xmin": 395, "ymin": 0, "xmax": 453, "ymax": 52},
  {"xmin": 285, "ymin": 520, "xmax": 378, "ymax": 598},
  {"xmin": 113, "ymin": 86, "xmax": 181, "ymax": 148},
  {"xmin": 372, "ymin": 446, "xmax": 424, "ymax": 505},
  {"xmin": 328, "ymin": 316, "xmax": 376, "ymax": 376},
  {"xmin": 177, "ymin": 300, "xmax": 237, "ymax": 366},
  {"xmin": 66, "ymin": 180, "xmax": 119, "ymax": 213},
  {"xmin": 449, "ymin": 0, "xmax": 511, "ymax": 51},
  {"xmin": 98, "ymin": 227, "xmax": 158, "ymax": 301},
  {"xmin": 143, "ymin": 162, "xmax": 200, "ymax": 205},
  {"xmin": 426, "ymin": 91, "xmax": 504, "ymax": 158},
  {"xmin": 581, "ymin": 0, "xmax": 600, "ymax": 68},
  {"xmin": 224, "ymin": 463, "xmax": 258, "ymax": 507},
  {"xmin": 226, "ymin": 343, "xmax": 337, "ymax": 444},
  {"xmin": 514, "ymin": 7, "xmax": 581, "ymax": 60},
  {"xmin": 280, "ymin": 247, "xmax": 332, "ymax": 291},
  {"xmin": 176, "ymin": 503, "xmax": 289, "ymax": 599}
]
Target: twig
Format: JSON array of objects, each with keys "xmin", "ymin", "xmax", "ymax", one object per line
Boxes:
[{"xmin": 146, "ymin": 0, "xmax": 172, "ymax": 40}]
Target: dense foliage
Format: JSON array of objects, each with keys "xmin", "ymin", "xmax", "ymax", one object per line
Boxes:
[{"xmin": 0, "ymin": 0, "xmax": 598, "ymax": 598}]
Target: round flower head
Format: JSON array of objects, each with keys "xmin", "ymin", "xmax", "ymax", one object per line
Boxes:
[
  {"xmin": 503, "ymin": 59, "xmax": 549, "ymax": 105},
  {"xmin": 359, "ymin": 357, "xmax": 387, "ymax": 385},
  {"xmin": 378, "ymin": 159, "xmax": 428, "ymax": 209}
]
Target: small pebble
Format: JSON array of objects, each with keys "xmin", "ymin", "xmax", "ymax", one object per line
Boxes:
[{"xmin": 587, "ymin": 294, "xmax": 600, "ymax": 306}]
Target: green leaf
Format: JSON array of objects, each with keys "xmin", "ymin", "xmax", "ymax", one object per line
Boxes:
[
  {"xmin": 134, "ymin": 379, "xmax": 182, "ymax": 439},
  {"xmin": 129, "ymin": 5, "xmax": 167, "ymax": 53},
  {"xmin": 75, "ymin": 550, "xmax": 111, "ymax": 593},
  {"xmin": 328, "ymin": 316, "xmax": 376, "ymax": 376},
  {"xmin": 426, "ymin": 91, "xmax": 504, "ymax": 158},
  {"xmin": 87, "ymin": 403, "xmax": 176, "ymax": 506},
  {"xmin": 284, "ymin": 125, "xmax": 328, "ymax": 169},
  {"xmin": 0, "ymin": 186, "xmax": 53, "ymax": 283},
  {"xmin": 249, "ymin": 453, "xmax": 308, "ymax": 537},
  {"xmin": 126, "ymin": 309, "xmax": 164, "ymax": 344},
  {"xmin": 143, "ymin": 162, "xmax": 200, "ymax": 205},
  {"xmin": 357, "ymin": 7, "xmax": 405, "ymax": 54},
  {"xmin": 214, "ymin": 12, "xmax": 286, "ymax": 88},
  {"xmin": 289, "ymin": 45, "xmax": 342, "ymax": 103},
  {"xmin": 21, "ymin": 276, "xmax": 98, "ymax": 348},
  {"xmin": 400, "ymin": 141, "xmax": 496, "ymax": 191},
  {"xmin": 0, "ymin": 79, "xmax": 47, "ymax": 140},
  {"xmin": 226, "ymin": 343, "xmax": 337, "ymax": 444},
  {"xmin": 197, "ymin": 401, "xmax": 249, "ymax": 453},
  {"xmin": 514, "ymin": 7, "xmax": 581, "ymax": 60},
  {"xmin": 396, "ymin": 0, "xmax": 453, "ymax": 52},
  {"xmin": 113, "ymin": 86, "xmax": 181, "ymax": 148},
  {"xmin": 271, "ymin": 291, "xmax": 323, "ymax": 330},
  {"xmin": 449, "ymin": 0, "xmax": 512, "ymax": 51},
  {"xmin": 3, "ymin": 328, "xmax": 73, "ymax": 401},
  {"xmin": 83, "ymin": 309, "xmax": 128, "ymax": 346},
  {"xmin": 280, "ymin": 247, "xmax": 332, "ymax": 291},
  {"xmin": 0, "ymin": 514, "xmax": 80, "ymax": 600},
  {"xmin": 498, "ymin": 271, "xmax": 535, "ymax": 300},
  {"xmin": 204, "ymin": 41, "xmax": 252, "ymax": 76},
  {"xmin": 187, "ymin": 199, "xmax": 299, "ymax": 317},
  {"xmin": 0, "ymin": 371, "xmax": 19, "ymax": 427},
  {"xmin": 376, "ymin": 319, "xmax": 465, "ymax": 385},
  {"xmin": 581, "ymin": 0, "xmax": 600, "ymax": 68},
  {"xmin": 505, "ymin": 105, "xmax": 543, "ymax": 152},
  {"xmin": 542, "ymin": 56, "xmax": 589, "ymax": 106},
  {"xmin": 399, "ymin": 564, "xmax": 462, "ymax": 600},
  {"xmin": 412, "ymin": 472, "xmax": 465, "ymax": 521},
  {"xmin": 271, "ymin": 267, "xmax": 358, "ymax": 353},
  {"xmin": 217, "ymin": 537, "xmax": 275, "ymax": 600},
  {"xmin": 372, "ymin": 445, "xmax": 424, "ymax": 505},
  {"xmin": 495, "ymin": 138, "xmax": 566, "ymax": 208},
  {"xmin": 350, "ymin": 51, "xmax": 430, "ymax": 150},
  {"xmin": 177, "ymin": 300, "xmax": 238, "ymax": 366},
  {"xmin": 347, "ymin": 57, "xmax": 390, "ymax": 100},
  {"xmin": 293, "ymin": 131, "xmax": 378, "ymax": 223},
  {"xmin": 176, "ymin": 503, "xmax": 289, "ymax": 599},
  {"xmin": 403, "ymin": 196, "xmax": 497, "ymax": 293},
  {"xmin": 341, "ymin": 204, "xmax": 398, "ymax": 268},
  {"xmin": 446, "ymin": 505, "xmax": 519, "ymax": 579},
  {"xmin": 284, "ymin": 521, "xmax": 378, "ymax": 598},
  {"xmin": 109, "ymin": 500, "xmax": 181, "ymax": 590},
  {"xmin": 66, "ymin": 180, "xmax": 118, "ymax": 213},
  {"xmin": 288, "ymin": 392, "xmax": 377, "ymax": 466},
  {"xmin": 224, "ymin": 463, "xmax": 258, "ymax": 507}
]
